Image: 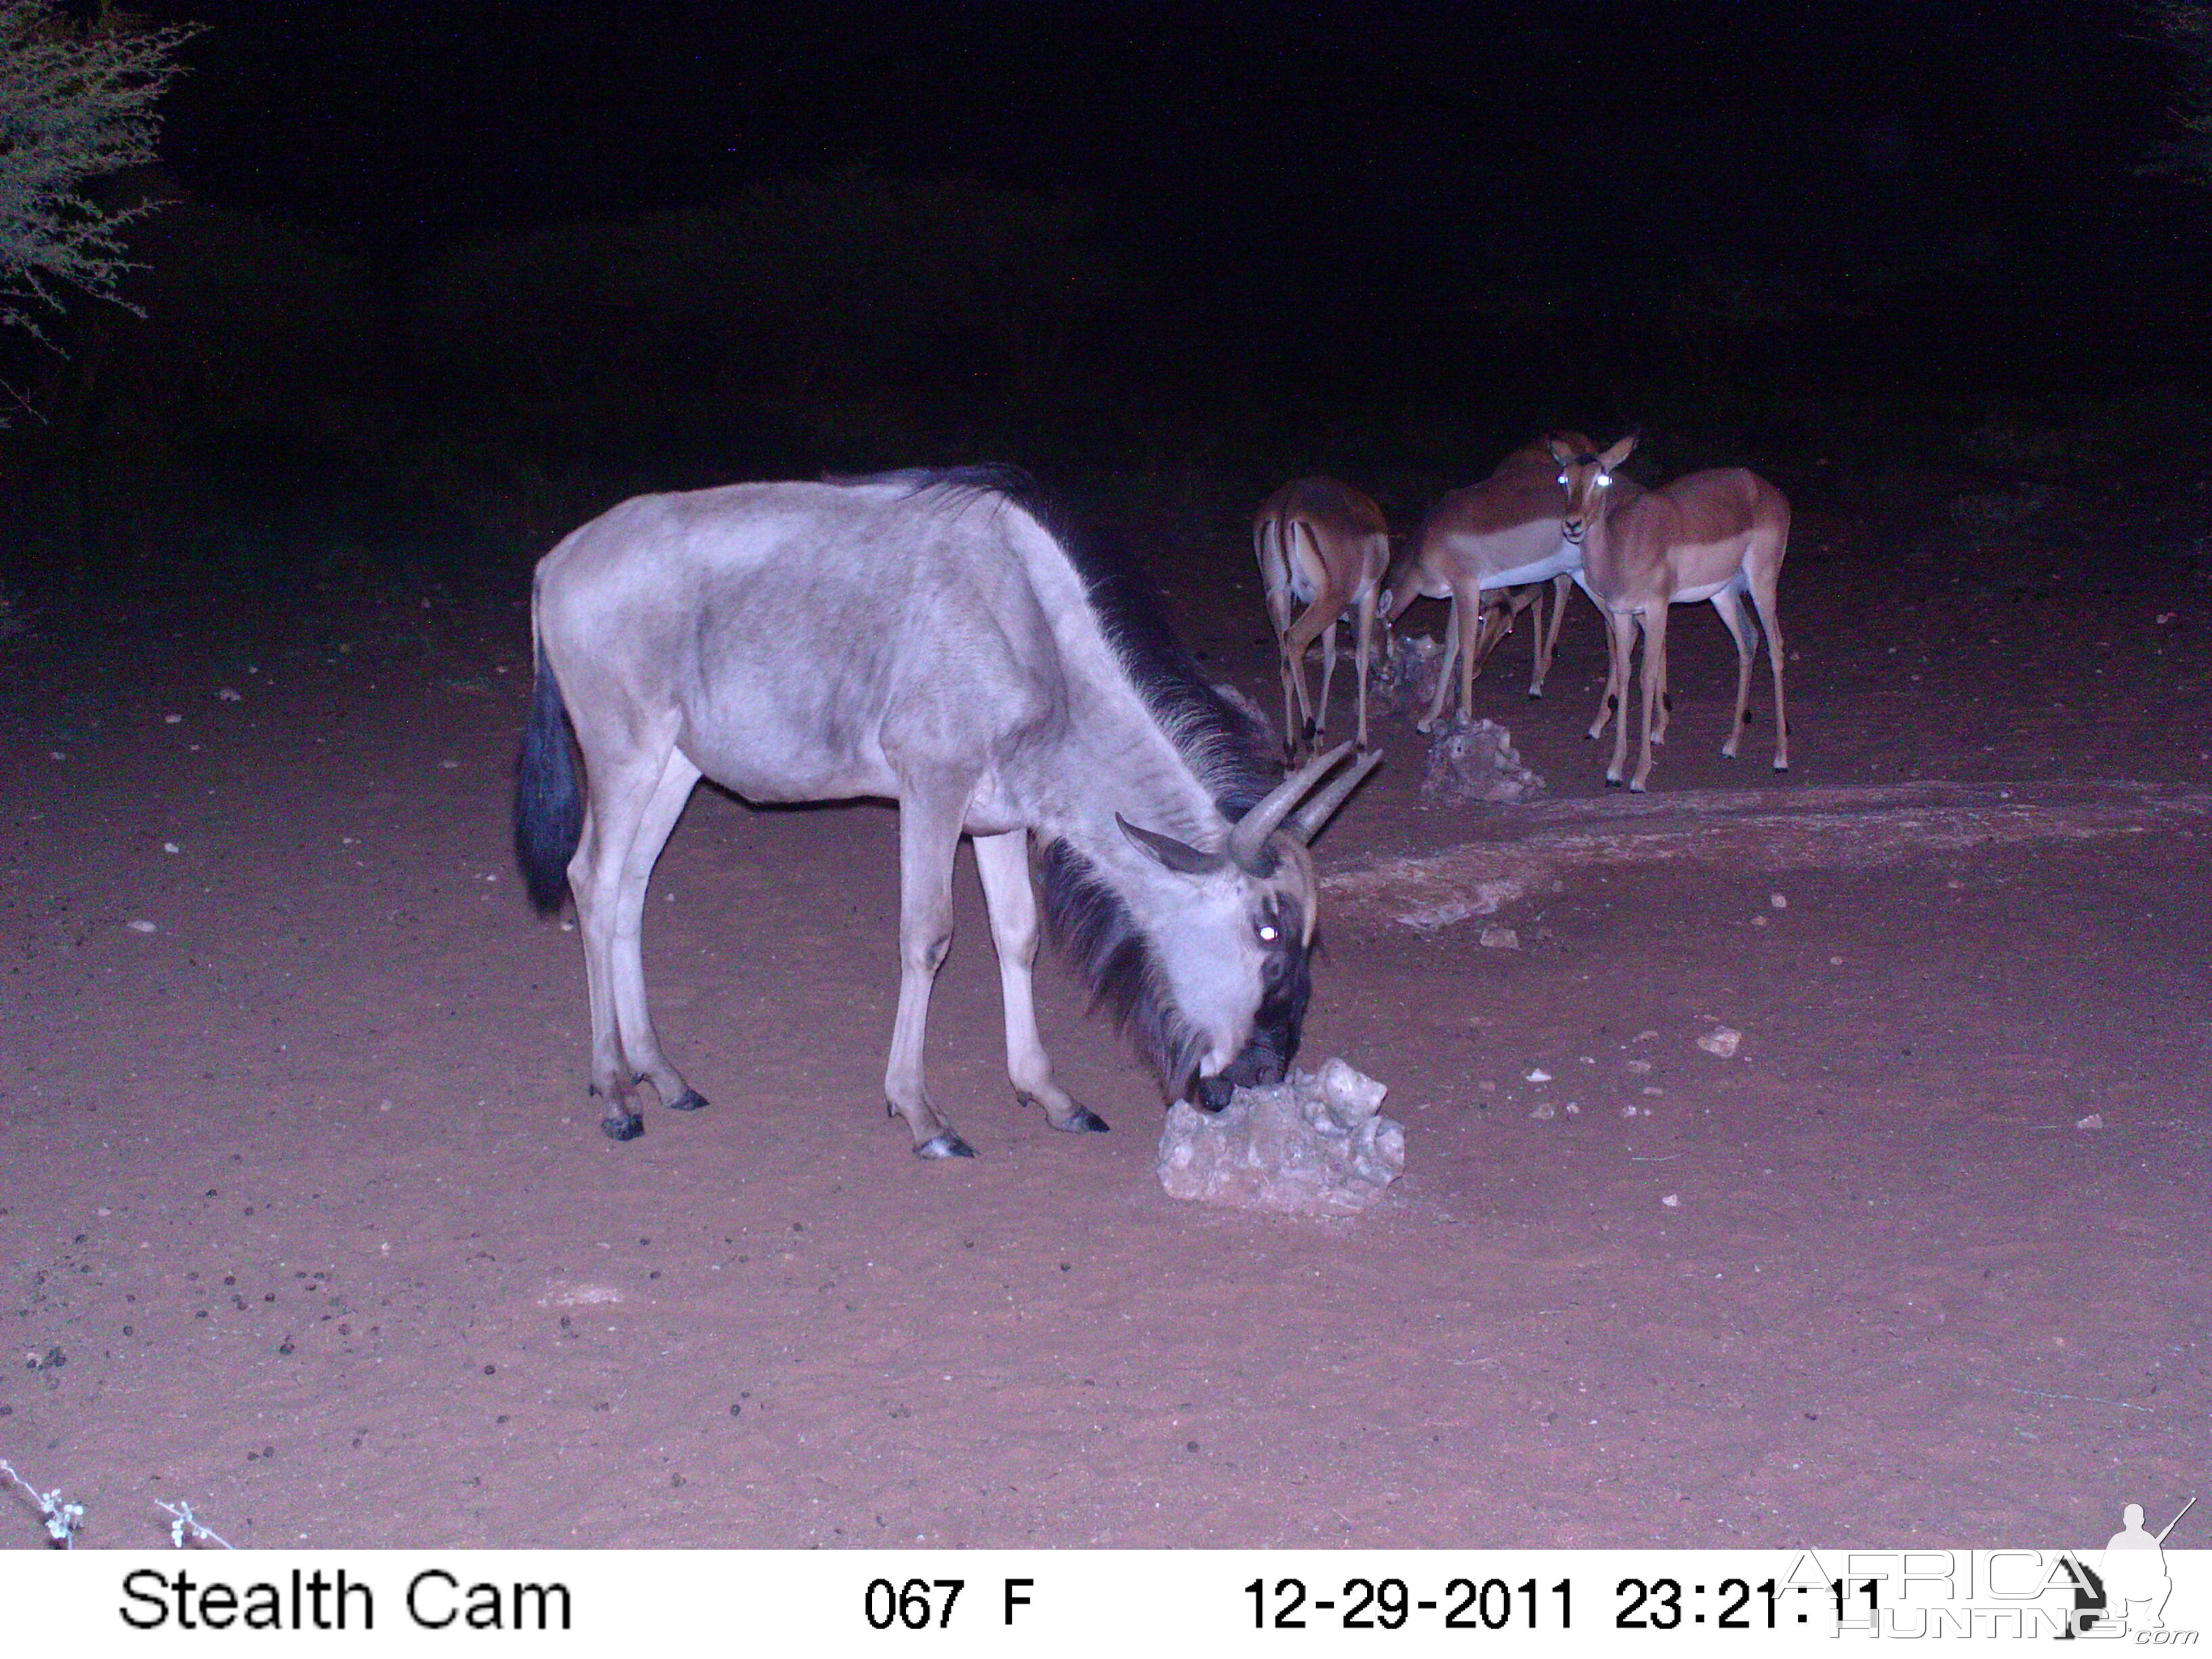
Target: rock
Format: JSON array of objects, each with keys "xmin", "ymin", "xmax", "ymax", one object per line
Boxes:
[
  {"xmin": 1696, "ymin": 1026, "xmax": 1743, "ymax": 1059},
  {"xmin": 1372, "ymin": 633, "xmax": 1443, "ymax": 715},
  {"xmin": 1419, "ymin": 716, "xmax": 1546, "ymax": 806},
  {"xmin": 1479, "ymin": 924, "xmax": 1519, "ymax": 950},
  {"xmin": 2076, "ymin": 1113, "xmax": 2104, "ymax": 1131},
  {"xmin": 1156, "ymin": 1057, "xmax": 1406, "ymax": 1217}
]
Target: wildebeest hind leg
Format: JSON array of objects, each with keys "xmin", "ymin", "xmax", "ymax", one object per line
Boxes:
[
  {"xmin": 569, "ymin": 758, "xmax": 662, "ymax": 1141},
  {"xmin": 609, "ymin": 747, "xmax": 705, "ymax": 1115},
  {"xmin": 885, "ymin": 788, "xmax": 975, "ymax": 1158},
  {"xmin": 975, "ymin": 827, "xmax": 1107, "ymax": 1134}
]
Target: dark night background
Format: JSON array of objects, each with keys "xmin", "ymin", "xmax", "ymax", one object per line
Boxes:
[{"xmin": 3, "ymin": 0, "xmax": 2206, "ymax": 591}]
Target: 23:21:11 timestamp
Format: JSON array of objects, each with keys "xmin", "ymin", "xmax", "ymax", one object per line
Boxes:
[{"xmin": 1247, "ymin": 1574, "xmax": 1881, "ymax": 1631}]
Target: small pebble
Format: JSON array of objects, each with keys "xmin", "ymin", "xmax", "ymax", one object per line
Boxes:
[
  {"xmin": 1769, "ymin": 892, "xmax": 1788, "ymax": 909},
  {"xmin": 1530, "ymin": 1103, "xmax": 1555, "ymax": 1120},
  {"xmin": 1751, "ymin": 915, "xmax": 1769, "ymax": 928},
  {"xmin": 162, "ymin": 842, "xmax": 179, "ymax": 854},
  {"xmin": 1563, "ymin": 1103, "xmax": 1579, "ymax": 1115},
  {"xmin": 1696, "ymin": 1027, "xmax": 1743, "ymax": 1059},
  {"xmin": 1660, "ymin": 1193, "xmax": 1680, "ymax": 1208},
  {"xmin": 1829, "ymin": 955, "xmax": 1844, "ymax": 966},
  {"xmin": 1619, "ymin": 1104, "xmax": 1638, "ymax": 1120},
  {"xmin": 1479, "ymin": 925, "xmax": 1519, "ymax": 950},
  {"xmin": 2076, "ymin": 1114, "xmax": 2104, "ymax": 1132},
  {"xmin": 163, "ymin": 713, "xmax": 182, "ymax": 724},
  {"xmin": 1626, "ymin": 1058, "xmax": 1652, "ymax": 1074},
  {"xmin": 126, "ymin": 919, "xmax": 158, "ymax": 934},
  {"xmin": 1525, "ymin": 1067, "xmax": 1551, "ymax": 1083},
  {"xmin": 218, "ymin": 687, "xmax": 242, "ymax": 702}
]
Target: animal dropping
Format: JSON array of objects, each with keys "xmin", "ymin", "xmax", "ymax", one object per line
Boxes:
[{"xmin": 1157, "ymin": 1058, "xmax": 1406, "ymax": 1216}]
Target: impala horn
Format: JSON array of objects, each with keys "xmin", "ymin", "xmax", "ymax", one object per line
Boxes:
[
  {"xmin": 1287, "ymin": 746, "xmax": 1384, "ymax": 844},
  {"xmin": 1227, "ymin": 741, "xmax": 1356, "ymax": 873}
]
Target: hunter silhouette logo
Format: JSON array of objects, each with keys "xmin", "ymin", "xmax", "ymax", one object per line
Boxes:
[{"xmin": 2088, "ymin": 1496, "xmax": 2194, "ymax": 1636}]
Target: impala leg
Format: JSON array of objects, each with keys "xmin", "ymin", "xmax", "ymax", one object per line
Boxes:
[
  {"xmin": 567, "ymin": 756, "xmax": 665, "ymax": 1141},
  {"xmin": 1417, "ymin": 596, "xmax": 1462, "ymax": 733},
  {"xmin": 1709, "ymin": 588, "xmax": 1759, "ymax": 759},
  {"xmin": 607, "ymin": 747, "xmax": 705, "ymax": 1114},
  {"xmin": 886, "ymin": 790, "xmax": 973, "ymax": 1158},
  {"xmin": 1590, "ymin": 607, "xmax": 1629, "ymax": 747},
  {"xmin": 1283, "ymin": 595, "xmax": 1337, "ymax": 752},
  {"xmin": 1452, "ymin": 577, "xmax": 1489, "ymax": 726},
  {"xmin": 1629, "ymin": 603, "xmax": 1669, "ymax": 792},
  {"xmin": 1467, "ymin": 593, "xmax": 1515, "ymax": 680},
  {"xmin": 1750, "ymin": 575, "xmax": 1790, "ymax": 771},
  {"xmin": 1351, "ymin": 582, "xmax": 1378, "ymax": 750},
  {"xmin": 1532, "ymin": 573, "xmax": 1573, "ymax": 697},
  {"xmin": 975, "ymin": 828, "xmax": 1107, "ymax": 1134},
  {"xmin": 1313, "ymin": 620, "xmax": 1340, "ymax": 744}
]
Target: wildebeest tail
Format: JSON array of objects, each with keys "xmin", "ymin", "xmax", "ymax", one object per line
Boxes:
[{"xmin": 514, "ymin": 646, "xmax": 583, "ymax": 913}]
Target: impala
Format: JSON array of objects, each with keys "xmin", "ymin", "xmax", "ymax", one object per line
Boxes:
[
  {"xmin": 1380, "ymin": 434, "xmax": 1597, "ymax": 731},
  {"xmin": 1254, "ymin": 476, "xmax": 1391, "ymax": 754},
  {"xmin": 1553, "ymin": 435, "xmax": 1790, "ymax": 792}
]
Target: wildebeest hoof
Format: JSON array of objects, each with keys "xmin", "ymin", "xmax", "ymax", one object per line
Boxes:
[
  {"xmin": 915, "ymin": 1130, "xmax": 977, "ymax": 1160},
  {"xmin": 1059, "ymin": 1106, "xmax": 1111, "ymax": 1134},
  {"xmin": 668, "ymin": 1088, "xmax": 709, "ymax": 1112},
  {"xmin": 602, "ymin": 1111, "xmax": 644, "ymax": 1142}
]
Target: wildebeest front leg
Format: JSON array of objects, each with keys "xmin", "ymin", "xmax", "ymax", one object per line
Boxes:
[
  {"xmin": 885, "ymin": 790, "xmax": 974, "ymax": 1159},
  {"xmin": 974, "ymin": 828, "xmax": 1107, "ymax": 1134}
]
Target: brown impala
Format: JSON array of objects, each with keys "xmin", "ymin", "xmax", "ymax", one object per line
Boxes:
[
  {"xmin": 1380, "ymin": 434, "xmax": 1597, "ymax": 731},
  {"xmin": 1553, "ymin": 434, "xmax": 1791, "ymax": 792},
  {"xmin": 1254, "ymin": 476, "xmax": 1391, "ymax": 755}
]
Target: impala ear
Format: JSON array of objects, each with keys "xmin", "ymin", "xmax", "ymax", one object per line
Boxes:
[
  {"xmin": 1601, "ymin": 432, "xmax": 1639, "ymax": 469},
  {"xmin": 1547, "ymin": 433, "xmax": 1576, "ymax": 465},
  {"xmin": 1117, "ymin": 814, "xmax": 1225, "ymax": 875}
]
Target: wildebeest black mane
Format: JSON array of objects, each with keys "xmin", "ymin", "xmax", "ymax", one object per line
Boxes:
[
  {"xmin": 861, "ymin": 464, "xmax": 1285, "ymax": 1101},
  {"xmin": 876, "ymin": 464, "xmax": 1276, "ymax": 813}
]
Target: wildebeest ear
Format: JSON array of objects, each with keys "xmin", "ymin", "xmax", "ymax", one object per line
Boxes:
[{"xmin": 1117, "ymin": 814, "xmax": 1224, "ymax": 875}]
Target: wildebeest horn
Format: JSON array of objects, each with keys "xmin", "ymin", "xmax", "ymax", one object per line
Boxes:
[
  {"xmin": 1287, "ymin": 747, "xmax": 1383, "ymax": 844},
  {"xmin": 1118, "ymin": 814, "xmax": 1225, "ymax": 874},
  {"xmin": 1228, "ymin": 741, "xmax": 1355, "ymax": 872}
]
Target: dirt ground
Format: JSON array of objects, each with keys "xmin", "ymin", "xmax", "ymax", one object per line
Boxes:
[{"xmin": 2, "ymin": 472, "xmax": 2205, "ymax": 1550}]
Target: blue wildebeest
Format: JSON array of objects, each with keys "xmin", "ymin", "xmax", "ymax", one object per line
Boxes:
[{"xmin": 515, "ymin": 467, "xmax": 1380, "ymax": 1155}]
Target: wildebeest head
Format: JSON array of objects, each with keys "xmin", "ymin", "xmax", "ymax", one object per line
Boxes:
[{"xmin": 1114, "ymin": 743, "xmax": 1380, "ymax": 1109}]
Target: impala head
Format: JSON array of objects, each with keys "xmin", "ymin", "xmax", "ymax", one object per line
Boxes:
[
  {"xmin": 1549, "ymin": 431, "xmax": 1637, "ymax": 544},
  {"xmin": 1108, "ymin": 743, "xmax": 1382, "ymax": 1109}
]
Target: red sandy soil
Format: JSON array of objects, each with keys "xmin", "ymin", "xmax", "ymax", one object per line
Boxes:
[{"xmin": 1, "ymin": 474, "xmax": 2205, "ymax": 1550}]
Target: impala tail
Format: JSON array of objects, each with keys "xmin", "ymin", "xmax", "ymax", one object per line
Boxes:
[{"xmin": 514, "ymin": 645, "xmax": 584, "ymax": 913}]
